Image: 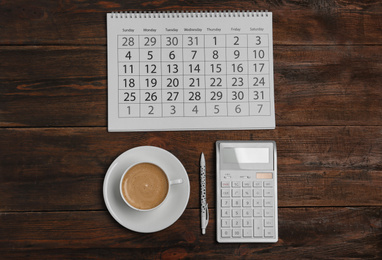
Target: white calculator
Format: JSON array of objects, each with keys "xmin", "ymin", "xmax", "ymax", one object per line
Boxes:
[{"xmin": 216, "ymin": 141, "xmax": 278, "ymax": 243}]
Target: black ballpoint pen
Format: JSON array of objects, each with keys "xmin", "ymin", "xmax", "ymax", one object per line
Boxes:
[{"xmin": 200, "ymin": 152, "xmax": 209, "ymax": 234}]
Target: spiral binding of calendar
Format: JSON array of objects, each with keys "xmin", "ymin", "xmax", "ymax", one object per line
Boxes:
[{"xmin": 110, "ymin": 10, "xmax": 269, "ymax": 19}]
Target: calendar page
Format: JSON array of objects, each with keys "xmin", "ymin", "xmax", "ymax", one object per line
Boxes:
[{"xmin": 107, "ymin": 11, "xmax": 275, "ymax": 132}]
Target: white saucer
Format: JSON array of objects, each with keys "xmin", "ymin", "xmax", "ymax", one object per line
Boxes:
[{"xmin": 103, "ymin": 146, "xmax": 190, "ymax": 233}]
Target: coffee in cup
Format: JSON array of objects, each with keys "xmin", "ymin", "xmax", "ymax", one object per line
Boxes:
[{"xmin": 120, "ymin": 162, "xmax": 182, "ymax": 211}]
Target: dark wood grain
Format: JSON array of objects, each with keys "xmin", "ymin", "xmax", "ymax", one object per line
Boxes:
[
  {"xmin": 1, "ymin": 0, "xmax": 381, "ymax": 258},
  {"xmin": 1, "ymin": 126, "xmax": 381, "ymax": 212},
  {"xmin": 1, "ymin": 45, "xmax": 381, "ymax": 127},
  {"xmin": 0, "ymin": 0, "xmax": 381, "ymax": 45},
  {"xmin": 0, "ymin": 208, "xmax": 381, "ymax": 259}
]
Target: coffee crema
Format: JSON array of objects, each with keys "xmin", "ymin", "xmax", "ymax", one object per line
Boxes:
[{"xmin": 121, "ymin": 163, "xmax": 169, "ymax": 210}]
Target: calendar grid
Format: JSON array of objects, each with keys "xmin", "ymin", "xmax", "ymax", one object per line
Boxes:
[{"xmin": 116, "ymin": 33, "xmax": 272, "ymax": 119}]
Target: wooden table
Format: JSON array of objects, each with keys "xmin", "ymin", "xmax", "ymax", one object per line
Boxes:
[{"xmin": 1, "ymin": 1, "xmax": 381, "ymax": 259}]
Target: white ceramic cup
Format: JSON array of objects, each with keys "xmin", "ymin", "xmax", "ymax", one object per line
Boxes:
[{"xmin": 120, "ymin": 162, "xmax": 183, "ymax": 211}]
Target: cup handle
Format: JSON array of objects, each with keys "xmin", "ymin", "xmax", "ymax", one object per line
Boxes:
[{"xmin": 170, "ymin": 178, "xmax": 183, "ymax": 185}]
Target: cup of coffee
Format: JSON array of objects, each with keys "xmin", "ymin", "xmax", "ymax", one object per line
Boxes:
[{"xmin": 120, "ymin": 162, "xmax": 183, "ymax": 211}]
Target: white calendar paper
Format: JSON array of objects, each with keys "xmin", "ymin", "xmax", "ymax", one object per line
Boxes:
[{"xmin": 107, "ymin": 11, "xmax": 275, "ymax": 132}]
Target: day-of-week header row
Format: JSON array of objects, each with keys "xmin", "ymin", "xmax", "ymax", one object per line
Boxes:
[{"xmin": 122, "ymin": 27, "xmax": 265, "ymax": 33}]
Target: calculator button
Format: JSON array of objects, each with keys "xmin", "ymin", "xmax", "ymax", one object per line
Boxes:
[
  {"xmin": 232, "ymin": 219, "xmax": 241, "ymax": 227},
  {"xmin": 221, "ymin": 189, "xmax": 230, "ymax": 197},
  {"xmin": 221, "ymin": 219, "xmax": 230, "ymax": 228},
  {"xmin": 243, "ymin": 209, "xmax": 252, "ymax": 217},
  {"xmin": 264, "ymin": 198, "xmax": 274, "ymax": 207},
  {"xmin": 264, "ymin": 218, "xmax": 274, "ymax": 227},
  {"xmin": 243, "ymin": 229, "xmax": 253, "ymax": 238},
  {"xmin": 232, "ymin": 189, "xmax": 241, "ymax": 197},
  {"xmin": 253, "ymin": 198, "xmax": 262, "ymax": 207},
  {"xmin": 221, "ymin": 229, "xmax": 231, "ymax": 238},
  {"xmin": 264, "ymin": 228, "xmax": 274, "ymax": 237},
  {"xmin": 242, "ymin": 198, "xmax": 252, "ymax": 207},
  {"xmin": 232, "ymin": 199, "xmax": 241, "ymax": 207},
  {"xmin": 253, "ymin": 181, "xmax": 262, "ymax": 187},
  {"xmin": 232, "ymin": 209, "xmax": 241, "ymax": 218},
  {"xmin": 243, "ymin": 189, "xmax": 252, "ymax": 197},
  {"xmin": 253, "ymin": 189, "xmax": 262, "ymax": 197},
  {"xmin": 264, "ymin": 208, "xmax": 274, "ymax": 217},
  {"xmin": 232, "ymin": 181, "xmax": 241, "ymax": 188},
  {"xmin": 243, "ymin": 219, "xmax": 252, "ymax": 227},
  {"xmin": 253, "ymin": 208, "xmax": 262, "ymax": 217},
  {"xmin": 254, "ymin": 219, "xmax": 263, "ymax": 237},
  {"xmin": 221, "ymin": 199, "xmax": 231, "ymax": 207},
  {"xmin": 264, "ymin": 181, "xmax": 273, "ymax": 187},
  {"xmin": 222, "ymin": 209, "xmax": 230, "ymax": 217},
  {"xmin": 221, "ymin": 181, "xmax": 230, "ymax": 188},
  {"xmin": 243, "ymin": 181, "xmax": 251, "ymax": 187},
  {"xmin": 233, "ymin": 229, "xmax": 242, "ymax": 238},
  {"xmin": 264, "ymin": 188, "xmax": 273, "ymax": 197}
]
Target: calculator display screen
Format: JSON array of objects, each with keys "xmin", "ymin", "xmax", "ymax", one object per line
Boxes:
[{"xmin": 222, "ymin": 148, "xmax": 270, "ymax": 164}]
